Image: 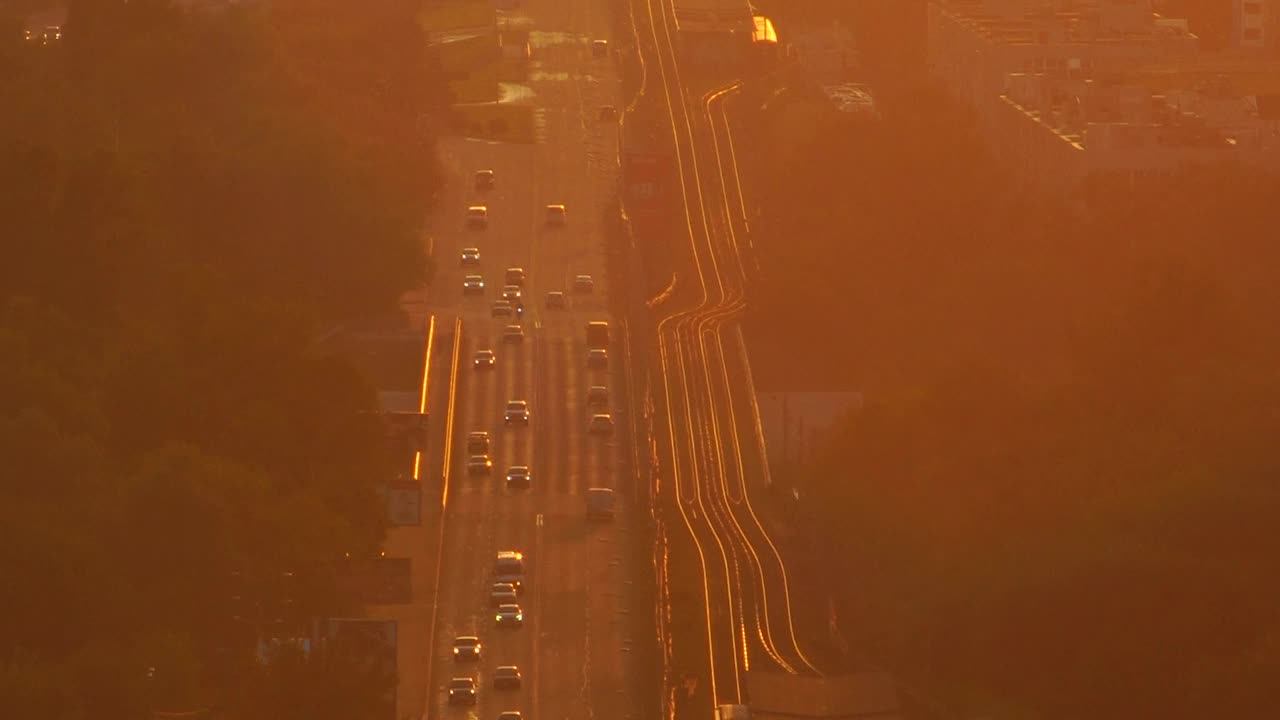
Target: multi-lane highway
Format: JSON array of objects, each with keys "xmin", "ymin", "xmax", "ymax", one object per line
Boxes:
[{"xmin": 421, "ymin": 1, "xmax": 650, "ymax": 720}]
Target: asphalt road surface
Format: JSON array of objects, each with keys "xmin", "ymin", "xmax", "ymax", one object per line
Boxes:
[{"xmin": 423, "ymin": 1, "xmax": 648, "ymax": 720}]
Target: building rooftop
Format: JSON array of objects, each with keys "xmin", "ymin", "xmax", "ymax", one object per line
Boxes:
[
  {"xmin": 1002, "ymin": 70, "xmax": 1236, "ymax": 151},
  {"xmin": 932, "ymin": 0, "xmax": 1198, "ymax": 45}
]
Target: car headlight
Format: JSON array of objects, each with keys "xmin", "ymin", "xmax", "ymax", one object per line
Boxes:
[
  {"xmin": 452, "ymin": 648, "xmax": 459, "ymax": 653},
  {"xmin": 496, "ymin": 614, "xmax": 502, "ymax": 621}
]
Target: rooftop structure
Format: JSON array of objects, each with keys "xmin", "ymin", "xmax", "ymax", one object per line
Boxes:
[
  {"xmin": 928, "ymin": 0, "xmax": 1199, "ymax": 116},
  {"xmin": 991, "ymin": 69, "xmax": 1254, "ymax": 191}
]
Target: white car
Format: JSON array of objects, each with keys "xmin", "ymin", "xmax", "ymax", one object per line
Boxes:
[
  {"xmin": 466, "ymin": 431, "xmax": 490, "ymax": 454},
  {"xmin": 502, "ymin": 285, "xmax": 523, "ymax": 302},
  {"xmin": 460, "ymin": 247, "xmax": 481, "ymax": 265},
  {"xmin": 505, "ymin": 466, "xmax": 531, "ymax": 489},
  {"xmin": 473, "ymin": 349, "xmax": 496, "ymax": 369},
  {"xmin": 448, "ymin": 677, "xmax": 477, "ymax": 705},
  {"xmin": 504, "ymin": 400, "xmax": 530, "ymax": 425},
  {"xmin": 495, "ymin": 603, "xmax": 524, "ymax": 627},
  {"xmin": 491, "ymin": 300, "xmax": 513, "ymax": 318},
  {"xmin": 493, "ymin": 665, "xmax": 522, "ymax": 690},
  {"xmin": 491, "ymin": 582, "xmax": 518, "ymax": 606},
  {"xmin": 452, "ymin": 636, "xmax": 482, "ymax": 661},
  {"xmin": 463, "ymin": 275, "xmax": 485, "ymax": 295},
  {"xmin": 588, "ymin": 413, "xmax": 614, "ymax": 435},
  {"xmin": 587, "ymin": 385, "xmax": 609, "ymax": 408}
]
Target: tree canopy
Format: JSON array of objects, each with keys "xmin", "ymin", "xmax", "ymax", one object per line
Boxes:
[
  {"xmin": 1, "ymin": 0, "xmax": 440, "ymax": 714},
  {"xmin": 739, "ymin": 41, "xmax": 1280, "ymax": 720}
]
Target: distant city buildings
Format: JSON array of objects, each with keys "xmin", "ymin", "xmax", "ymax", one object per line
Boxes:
[{"xmin": 928, "ymin": 0, "xmax": 1280, "ymax": 190}]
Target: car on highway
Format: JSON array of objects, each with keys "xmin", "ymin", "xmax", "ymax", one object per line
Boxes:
[
  {"xmin": 587, "ymin": 385, "xmax": 609, "ymax": 408},
  {"xmin": 588, "ymin": 413, "xmax": 615, "ymax": 436},
  {"xmin": 599, "ymin": 105, "xmax": 618, "ymax": 122},
  {"xmin": 545, "ymin": 291, "xmax": 566, "ymax": 309},
  {"xmin": 463, "ymin": 275, "xmax": 485, "ymax": 295},
  {"xmin": 26, "ymin": 26, "xmax": 62, "ymax": 44},
  {"xmin": 505, "ymin": 465, "xmax": 531, "ymax": 489},
  {"xmin": 545, "ymin": 204, "xmax": 566, "ymax": 226},
  {"xmin": 591, "ymin": 39, "xmax": 608, "ymax": 58},
  {"xmin": 474, "ymin": 169, "xmax": 495, "ymax": 190},
  {"xmin": 466, "ymin": 431, "xmax": 490, "ymax": 454},
  {"xmin": 492, "ymin": 300, "xmax": 513, "ymax": 318},
  {"xmin": 495, "ymin": 550, "xmax": 525, "ymax": 590},
  {"xmin": 474, "ymin": 349, "xmax": 496, "ymax": 369},
  {"xmin": 490, "ymin": 582, "xmax": 518, "ymax": 606},
  {"xmin": 495, "ymin": 603, "xmax": 524, "ymax": 627},
  {"xmin": 460, "ymin": 247, "xmax": 481, "ymax": 266},
  {"xmin": 452, "ymin": 636, "xmax": 482, "ymax": 661},
  {"xmin": 587, "ymin": 348, "xmax": 608, "ymax": 370},
  {"xmin": 466, "ymin": 205, "xmax": 489, "ymax": 229},
  {"xmin": 493, "ymin": 665, "xmax": 522, "ymax": 690},
  {"xmin": 502, "ymin": 324, "xmax": 524, "ymax": 343},
  {"xmin": 573, "ymin": 274, "xmax": 594, "ymax": 293},
  {"xmin": 467, "ymin": 454, "xmax": 493, "ymax": 476},
  {"xmin": 498, "ymin": 712, "xmax": 523, "ymax": 720},
  {"xmin": 504, "ymin": 400, "xmax": 530, "ymax": 425},
  {"xmin": 504, "ymin": 267, "xmax": 527, "ymax": 287},
  {"xmin": 587, "ymin": 487, "xmax": 616, "ymax": 520},
  {"xmin": 501, "ymin": 285, "xmax": 523, "ymax": 302},
  {"xmin": 448, "ymin": 677, "xmax": 477, "ymax": 705}
]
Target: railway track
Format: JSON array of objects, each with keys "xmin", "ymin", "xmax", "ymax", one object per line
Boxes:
[{"xmin": 628, "ymin": 0, "xmax": 824, "ymax": 714}]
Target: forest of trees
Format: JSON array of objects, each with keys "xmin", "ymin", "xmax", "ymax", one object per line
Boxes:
[
  {"xmin": 0, "ymin": 0, "xmax": 441, "ymax": 716},
  {"xmin": 742, "ymin": 3, "xmax": 1280, "ymax": 720}
]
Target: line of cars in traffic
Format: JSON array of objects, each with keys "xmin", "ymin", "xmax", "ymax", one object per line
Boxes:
[
  {"xmin": 447, "ymin": 169, "xmax": 616, "ymax": 714},
  {"xmin": 447, "ymin": 549, "xmax": 530, "ymax": 710}
]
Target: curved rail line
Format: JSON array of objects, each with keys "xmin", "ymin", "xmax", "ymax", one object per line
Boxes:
[{"xmin": 634, "ymin": 0, "xmax": 826, "ymax": 712}]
